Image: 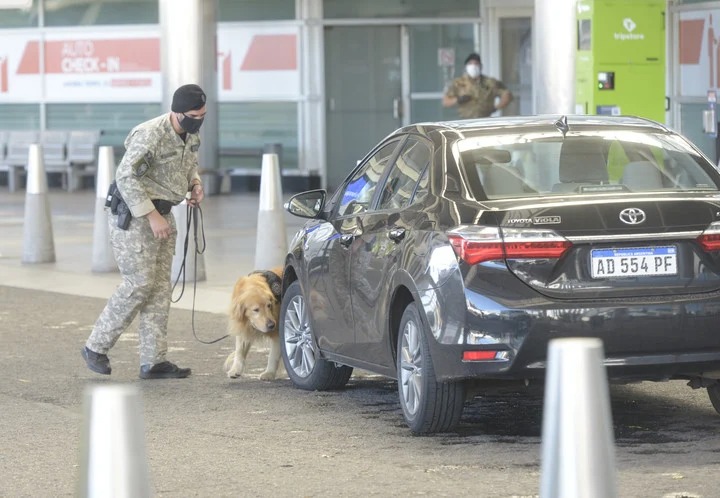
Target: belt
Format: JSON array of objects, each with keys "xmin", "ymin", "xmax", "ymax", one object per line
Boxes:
[{"xmin": 152, "ymin": 199, "xmax": 175, "ymax": 215}]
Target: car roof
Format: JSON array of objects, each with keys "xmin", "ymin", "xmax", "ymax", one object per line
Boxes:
[{"xmin": 393, "ymin": 115, "xmax": 671, "ymax": 139}]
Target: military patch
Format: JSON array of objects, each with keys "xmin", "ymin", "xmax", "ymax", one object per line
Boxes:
[
  {"xmin": 159, "ymin": 152, "xmax": 176, "ymax": 160},
  {"xmin": 134, "ymin": 152, "xmax": 153, "ymax": 177},
  {"xmin": 135, "ymin": 162, "xmax": 149, "ymax": 177},
  {"xmin": 191, "ymin": 144, "xmax": 200, "ymax": 152}
]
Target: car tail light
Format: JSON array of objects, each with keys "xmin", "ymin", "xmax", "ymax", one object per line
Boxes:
[
  {"xmin": 697, "ymin": 222, "xmax": 720, "ymax": 252},
  {"xmin": 462, "ymin": 350, "xmax": 509, "ymax": 361},
  {"xmin": 447, "ymin": 225, "xmax": 571, "ymax": 265},
  {"xmin": 463, "ymin": 351, "xmax": 497, "ymax": 361}
]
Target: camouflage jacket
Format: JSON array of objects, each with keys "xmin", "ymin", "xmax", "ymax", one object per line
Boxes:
[
  {"xmin": 115, "ymin": 113, "xmax": 201, "ymax": 218},
  {"xmin": 444, "ymin": 74, "xmax": 508, "ymax": 118}
]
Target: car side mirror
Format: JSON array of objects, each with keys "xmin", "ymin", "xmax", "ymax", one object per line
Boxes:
[{"xmin": 284, "ymin": 189, "xmax": 327, "ymax": 219}]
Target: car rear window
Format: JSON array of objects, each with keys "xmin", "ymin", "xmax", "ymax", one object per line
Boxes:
[{"xmin": 457, "ymin": 130, "xmax": 720, "ymax": 200}]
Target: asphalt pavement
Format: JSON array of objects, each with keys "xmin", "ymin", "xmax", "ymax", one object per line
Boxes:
[{"xmin": 2, "ymin": 189, "xmax": 720, "ymax": 498}]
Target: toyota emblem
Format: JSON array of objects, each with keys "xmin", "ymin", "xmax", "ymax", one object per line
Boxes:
[{"xmin": 619, "ymin": 207, "xmax": 646, "ymax": 225}]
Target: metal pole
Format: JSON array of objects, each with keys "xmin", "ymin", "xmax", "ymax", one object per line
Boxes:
[
  {"xmin": 533, "ymin": 0, "xmax": 577, "ymax": 114},
  {"xmin": 159, "ymin": 0, "xmax": 218, "ymax": 173}
]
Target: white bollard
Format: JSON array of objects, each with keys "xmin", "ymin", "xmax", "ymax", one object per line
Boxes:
[
  {"xmin": 91, "ymin": 146, "xmax": 118, "ymax": 273},
  {"xmin": 540, "ymin": 338, "xmax": 618, "ymax": 498},
  {"xmin": 171, "ymin": 200, "xmax": 206, "ymax": 282},
  {"xmin": 22, "ymin": 143, "xmax": 56, "ymax": 264},
  {"xmin": 254, "ymin": 152, "xmax": 287, "ymax": 270},
  {"xmin": 77, "ymin": 384, "xmax": 151, "ymax": 498}
]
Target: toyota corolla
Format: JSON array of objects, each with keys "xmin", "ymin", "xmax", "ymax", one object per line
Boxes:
[{"xmin": 278, "ymin": 115, "xmax": 720, "ymax": 434}]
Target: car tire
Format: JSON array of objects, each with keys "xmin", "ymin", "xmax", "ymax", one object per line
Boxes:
[
  {"xmin": 280, "ymin": 280, "xmax": 353, "ymax": 391},
  {"xmin": 707, "ymin": 383, "xmax": 720, "ymax": 414},
  {"xmin": 396, "ymin": 303, "xmax": 465, "ymax": 434}
]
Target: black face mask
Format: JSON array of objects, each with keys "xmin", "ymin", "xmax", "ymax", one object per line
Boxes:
[{"xmin": 179, "ymin": 113, "xmax": 204, "ymax": 134}]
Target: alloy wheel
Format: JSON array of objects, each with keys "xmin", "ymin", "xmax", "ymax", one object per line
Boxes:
[
  {"xmin": 399, "ymin": 318, "xmax": 423, "ymax": 417},
  {"xmin": 283, "ymin": 293, "xmax": 316, "ymax": 378}
]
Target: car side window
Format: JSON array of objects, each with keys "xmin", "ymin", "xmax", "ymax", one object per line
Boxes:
[
  {"xmin": 338, "ymin": 141, "xmax": 399, "ymax": 216},
  {"xmin": 377, "ymin": 138, "xmax": 431, "ymax": 211},
  {"xmin": 412, "ymin": 165, "xmax": 429, "ymax": 203}
]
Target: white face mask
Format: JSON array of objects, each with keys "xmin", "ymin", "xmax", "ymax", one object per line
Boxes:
[{"xmin": 466, "ymin": 64, "xmax": 481, "ymax": 78}]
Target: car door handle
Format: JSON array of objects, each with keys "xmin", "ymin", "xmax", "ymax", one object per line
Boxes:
[
  {"xmin": 340, "ymin": 233, "xmax": 355, "ymax": 247},
  {"xmin": 388, "ymin": 228, "xmax": 406, "ymax": 243}
]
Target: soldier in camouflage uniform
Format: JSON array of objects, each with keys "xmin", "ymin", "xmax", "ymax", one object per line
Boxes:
[
  {"xmin": 442, "ymin": 52, "xmax": 513, "ymax": 119},
  {"xmin": 81, "ymin": 84, "xmax": 207, "ymax": 379}
]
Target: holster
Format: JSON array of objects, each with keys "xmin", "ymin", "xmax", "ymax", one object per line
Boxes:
[{"xmin": 105, "ymin": 181, "xmax": 132, "ymax": 230}]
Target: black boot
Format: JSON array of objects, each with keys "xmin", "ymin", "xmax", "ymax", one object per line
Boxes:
[
  {"xmin": 81, "ymin": 347, "xmax": 111, "ymax": 375},
  {"xmin": 139, "ymin": 361, "xmax": 191, "ymax": 379}
]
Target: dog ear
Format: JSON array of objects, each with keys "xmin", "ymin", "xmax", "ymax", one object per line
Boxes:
[{"xmin": 231, "ymin": 298, "xmax": 247, "ymax": 325}]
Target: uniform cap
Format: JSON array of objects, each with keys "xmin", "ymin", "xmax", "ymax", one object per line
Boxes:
[
  {"xmin": 465, "ymin": 53, "xmax": 482, "ymax": 65},
  {"xmin": 171, "ymin": 84, "xmax": 206, "ymax": 113}
]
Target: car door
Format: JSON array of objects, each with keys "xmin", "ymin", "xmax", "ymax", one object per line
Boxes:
[
  {"xmin": 348, "ymin": 137, "xmax": 432, "ymax": 366},
  {"xmin": 311, "ymin": 139, "xmax": 403, "ymax": 356}
]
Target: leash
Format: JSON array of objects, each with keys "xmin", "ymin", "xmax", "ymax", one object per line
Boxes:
[{"xmin": 171, "ymin": 204, "xmax": 229, "ymax": 345}]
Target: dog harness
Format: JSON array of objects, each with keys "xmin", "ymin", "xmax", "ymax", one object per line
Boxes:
[{"xmin": 251, "ymin": 271, "xmax": 282, "ymax": 302}]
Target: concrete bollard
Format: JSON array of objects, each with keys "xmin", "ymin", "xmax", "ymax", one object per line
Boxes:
[
  {"xmin": 22, "ymin": 143, "xmax": 56, "ymax": 264},
  {"xmin": 77, "ymin": 384, "xmax": 151, "ymax": 498},
  {"xmin": 254, "ymin": 152, "xmax": 287, "ymax": 270},
  {"xmin": 540, "ymin": 338, "xmax": 618, "ymax": 498},
  {"xmin": 91, "ymin": 146, "xmax": 118, "ymax": 273},
  {"xmin": 171, "ymin": 200, "xmax": 206, "ymax": 282}
]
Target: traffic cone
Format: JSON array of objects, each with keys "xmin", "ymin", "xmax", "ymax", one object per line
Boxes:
[
  {"xmin": 22, "ymin": 143, "xmax": 55, "ymax": 264},
  {"xmin": 540, "ymin": 338, "xmax": 618, "ymax": 498},
  {"xmin": 77, "ymin": 384, "xmax": 151, "ymax": 498},
  {"xmin": 254, "ymin": 152, "xmax": 287, "ymax": 269},
  {"xmin": 91, "ymin": 146, "xmax": 118, "ymax": 273},
  {"xmin": 171, "ymin": 200, "xmax": 206, "ymax": 282}
]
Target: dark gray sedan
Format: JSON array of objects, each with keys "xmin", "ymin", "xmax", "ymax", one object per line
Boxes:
[{"xmin": 279, "ymin": 115, "xmax": 720, "ymax": 434}]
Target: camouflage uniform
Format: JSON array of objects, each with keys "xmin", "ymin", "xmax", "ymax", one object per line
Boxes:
[
  {"xmin": 444, "ymin": 74, "xmax": 508, "ymax": 118},
  {"xmin": 86, "ymin": 113, "xmax": 201, "ymax": 366}
]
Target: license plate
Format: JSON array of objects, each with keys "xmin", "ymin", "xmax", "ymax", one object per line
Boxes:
[{"xmin": 590, "ymin": 246, "xmax": 677, "ymax": 278}]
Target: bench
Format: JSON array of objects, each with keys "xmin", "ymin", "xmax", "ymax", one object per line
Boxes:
[
  {"xmin": 0, "ymin": 131, "xmax": 37, "ymax": 192},
  {"xmin": 0, "ymin": 130, "xmax": 100, "ymax": 192},
  {"xmin": 227, "ymin": 167, "xmax": 321, "ymax": 193}
]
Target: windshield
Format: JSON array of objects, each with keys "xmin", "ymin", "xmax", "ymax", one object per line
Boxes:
[{"xmin": 457, "ymin": 130, "xmax": 720, "ymax": 199}]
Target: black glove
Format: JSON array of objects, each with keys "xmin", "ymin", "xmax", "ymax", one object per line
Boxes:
[{"xmin": 456, "ymin": 95, "xmax": 472, "ymax": 105}]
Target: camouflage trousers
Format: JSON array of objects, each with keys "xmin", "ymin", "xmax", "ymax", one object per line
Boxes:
[{"xmin": 86, "ymin": 211, "xmax": 177, "ymax": 366}]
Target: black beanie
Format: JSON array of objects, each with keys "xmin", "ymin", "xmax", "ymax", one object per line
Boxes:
[
  {"xmin": 465, "ymin": 53, "xmax": 482, "ymax": 65},
  {"xmin": 171, "ymin": 84, "xmax": 206, "ymax": 112}
]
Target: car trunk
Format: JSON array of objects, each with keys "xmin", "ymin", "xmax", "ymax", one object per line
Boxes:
[{"xmin": 495, "ymin": 195, "xmax": 720, "ymax": 299}]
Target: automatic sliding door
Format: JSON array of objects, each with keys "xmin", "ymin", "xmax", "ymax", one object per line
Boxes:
[{"xmin": 324, "ymin": 26, "xmax": 402, "ymax": 191}]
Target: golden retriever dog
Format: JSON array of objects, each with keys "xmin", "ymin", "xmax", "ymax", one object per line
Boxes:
[{"xmin": 224, "ymin": 267, "xmax": 284, "ymax": 380}]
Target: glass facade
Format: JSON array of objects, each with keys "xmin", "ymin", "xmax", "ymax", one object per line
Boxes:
[
  {"xmin": 46, "ymin": 103, "xmax": 161, "ymax": 146},
  {"xmin": 218, "ymin": 102, "xmax": 298, "ymax": 170},
  {"xmin": 323, "ymin": 0, "xmax": 478, "ymax": 19},
  {"xmin": 680, "ymin": 103, "xmax": 717, "ymax": 164},
  {"xmin": 217, "ymin": 0, "xmax": 295, "ymax": 21},
  {"xmin": 0, "ymin": 1, "xmax": 38, "ymax": 28},
  {"xmin": 0, "ymin": 104, "xmax": 40, "ymax": 129},
  {"xmin": 44, "ymin": 0, "xmax": 158, "ymax": 26}
]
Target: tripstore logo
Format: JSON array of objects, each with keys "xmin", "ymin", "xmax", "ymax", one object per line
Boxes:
[{"xmin": 615, "ymin": 17, "xmax": 645, "ymax": 41}]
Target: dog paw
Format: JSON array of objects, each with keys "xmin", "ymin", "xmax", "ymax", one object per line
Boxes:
[
  {"xmin": 227, "ymin": 369, "xmax": 241, "ymax": 379},
  {"xmin": 259, "ymin": 371, "xmax": 276, "ymax": 381}
]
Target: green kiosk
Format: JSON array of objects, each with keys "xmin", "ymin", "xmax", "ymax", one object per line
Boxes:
[{"xmin": 575, "ymin": 0, "xmax": 666, "ymax": 123}]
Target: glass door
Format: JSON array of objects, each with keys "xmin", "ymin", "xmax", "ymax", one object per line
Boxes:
[
  {"xmin": 500, "ymin": 15, "xmax": 532, "ymax": 116},
  {"xmin": 489, "ymin": 8, "xmax": 533, "ymax": 116},
  {"xmin": 324, "ymin": 26, "xmax": 402, "ymax": 190},
  {"xmin": 406, "ymin": 24, "xmax": 476, "ymax": 123}
]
